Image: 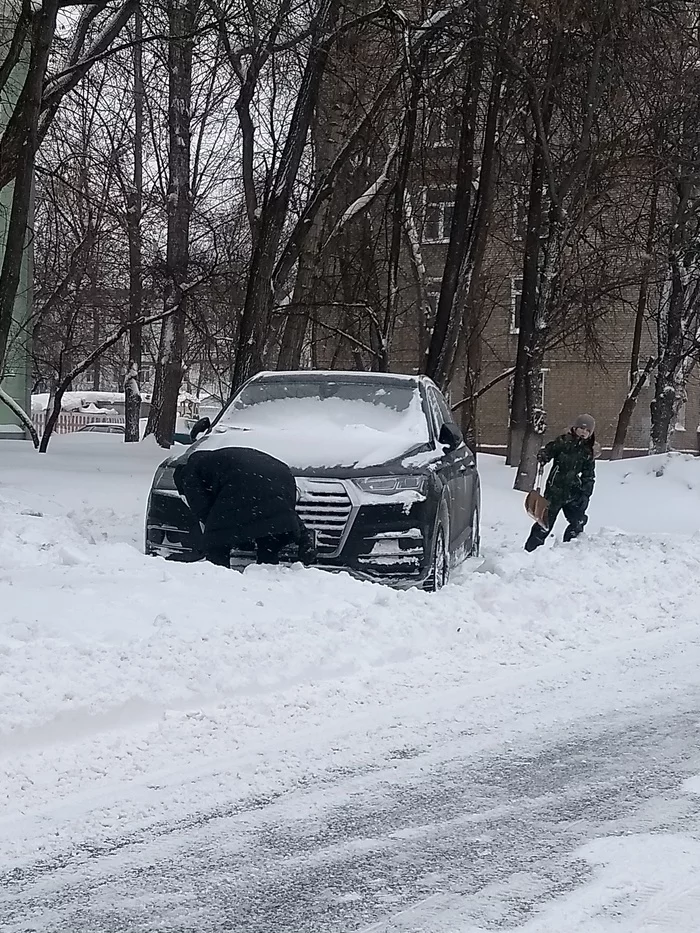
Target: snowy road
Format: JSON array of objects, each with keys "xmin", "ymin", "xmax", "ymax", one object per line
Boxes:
[
  {"xmin": 4, "ymin": 625, "xmax": 700, "ymax": 932},
  {"xmin": 4, "ymin": 695, "xmax": 700, "ymax": 931},
  {"xmin": 2, "ymin": 437, "xmax": 700, "ymax": 930}
]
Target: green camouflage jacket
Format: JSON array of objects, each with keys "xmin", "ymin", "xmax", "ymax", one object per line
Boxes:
[{"xmin": 538, "ymin": 431, "xmax": 596, "ymax": 506}]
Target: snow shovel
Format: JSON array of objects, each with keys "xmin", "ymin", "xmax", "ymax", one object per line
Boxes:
[{"xmin": 525, "ymin": 465, "xmax": 549, "ymax": 529}]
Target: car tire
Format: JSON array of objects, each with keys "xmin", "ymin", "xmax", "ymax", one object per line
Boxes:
[
  {"xmin": 468, "ymin": 501, "xmax": 481, "ymax": 558},
  {"xmin": 425, "ymin": 524, "xmax": 449, "ymax": 592}
]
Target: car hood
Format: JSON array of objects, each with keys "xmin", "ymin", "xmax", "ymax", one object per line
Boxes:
[{"xmin": 186, "ymin": 422, "xmax": 436, "ymax": 475}]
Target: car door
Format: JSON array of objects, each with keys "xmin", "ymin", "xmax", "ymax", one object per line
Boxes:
[{"xmin": 427, "ymin": 386, "xmax": 475, "ymax": 549}]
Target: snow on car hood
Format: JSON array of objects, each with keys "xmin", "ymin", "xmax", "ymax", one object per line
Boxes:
[{"xmin": 196, "ymin": 395, "xmax": 430, "ymax": 469}]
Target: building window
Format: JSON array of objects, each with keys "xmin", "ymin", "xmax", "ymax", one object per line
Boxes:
[
  {"xmin": 508, "ymin": 369, "xmax": 547, "ymax": 409},
  {"xmin": 674, "ymin": 397, "xmax": 687, "ymax": 433},
  {"xmin": 510, "ymin": 276, "xmax": 523, "ymax": 334},
  {"xmin": 428, "ymin": 106, "xmax": 460, "ymax": 148},
  {"xmin": 423, "ymin": 189, "xmax": 454, "ymax": 243}
]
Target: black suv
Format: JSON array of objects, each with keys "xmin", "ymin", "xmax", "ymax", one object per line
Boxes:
[{"xmin": 145, "ymin": 371, "xmax": 480, "ymax": 589}]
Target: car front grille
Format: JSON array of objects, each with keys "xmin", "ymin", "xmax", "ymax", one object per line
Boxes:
[{"xmin": 295, "ymin": 478, "xmax": 354, "ymax": 558}]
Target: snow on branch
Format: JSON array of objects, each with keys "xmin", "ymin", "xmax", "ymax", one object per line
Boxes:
[
  {"xmin": 451, "ymin": 368, "xmax": 516, "ymax": 412},
  {"xmin": 323, "ymin": 136, "xmax": 401, "ymax": 246},
  {"xmin": 0, "ymin": 386, "xmax": 39, "ymax": 448}
]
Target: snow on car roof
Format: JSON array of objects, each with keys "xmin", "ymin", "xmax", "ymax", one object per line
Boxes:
[{"xmin": 251, "ymin": 370, "xmax": 422, "ymax": 384}]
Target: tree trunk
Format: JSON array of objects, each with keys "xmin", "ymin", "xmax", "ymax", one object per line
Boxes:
[
  {"xmin": 125, "ymin": 7, "xmax": 144, "ymax": 443},
  {"xmin": 611, "ymin": 184, "xmax": 658, "ymax": 459},
  {"xmin": 146, "ymin": 0, "xmax": 195, "ymax": 447},
  {"xmin": 423, "ymin": 0, "xmax": 511, "ymax": 390},
  {"xmin": 458, "ymin": 302, "xmax": 483, "ymax": 451},
  {"xmin": 383, "ymin": 56, "xmax": 423, "ymax": 369},
  {"xmin": 124, "ymin": 362, "xmax": 141, "ymax": 443},
  {"xmin": 650, "ymin": 376, "xmax": 676, "ymax": 455},
  {"xmin": 230, "ymin": 0, "xmax": 338, "ymax": 395},
  {"xmin": 650, "ymin": 228, "xmax": 688, "ymax": 455},
  {"xmin": 277, "ymin": 217, "xmax": 325, "ymax": 370},
  {"xmin": 507, "ymin": 140, "xmax": 547, "ymax": 467},
  {"xmin": 611, "ymin": 358, "xmax": 657, "ymax": 460},
  {"xmin": 39, "ymin": 386, "xmax": 64, "ymax": 452}
]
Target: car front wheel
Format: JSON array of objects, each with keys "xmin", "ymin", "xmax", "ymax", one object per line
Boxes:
[
  {"xmin": 468, "ymin": 501, "xmax": 481, "ymax": 558},
  {"xmin": 425, "ymin": 525, "xmax": 449, "ymax": 592}
]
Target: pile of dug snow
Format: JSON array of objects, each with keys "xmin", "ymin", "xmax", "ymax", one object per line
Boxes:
[{"xmin": 0, "ymin": 441, "xmax": 699, "ymax": 866}]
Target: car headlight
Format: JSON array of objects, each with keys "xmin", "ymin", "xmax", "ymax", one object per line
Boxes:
[
  {"xmin": 354, "ymin": 475, "xmax": 426, "ymax": 495},
  {"xmin": 153, "ymin": 462, "xmax": 178, "ymax": 490}
]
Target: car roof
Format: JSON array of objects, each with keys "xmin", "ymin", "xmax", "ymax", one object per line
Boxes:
[{"xmin": 251, "ymin": 370, "xmax": 423, "ymax": 387}]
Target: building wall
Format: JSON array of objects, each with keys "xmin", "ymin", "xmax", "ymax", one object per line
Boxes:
[{"xmin": 0, "ymin": 0, "xmax": 33, "ymax": 441}]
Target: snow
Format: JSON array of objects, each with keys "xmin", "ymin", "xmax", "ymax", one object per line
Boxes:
[
  {"xmin": 32, "ymin": 391, "xmax": 127, "ymax": 412},
  {"xmin": 498, "ymin": 834, "xmax": 700, "ymax": 932},
  {"xmin": 1, "ymin": 442, "xmax": 700, "ymax": 923},
  {"xmin": 207, "ymin": 393, "xmax": 431, "ymax": 468}
]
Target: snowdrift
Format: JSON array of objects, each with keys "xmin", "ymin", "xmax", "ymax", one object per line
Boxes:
[{"xmin": 1, "ymin": 443, "xmax": 699, "ymax": 866}]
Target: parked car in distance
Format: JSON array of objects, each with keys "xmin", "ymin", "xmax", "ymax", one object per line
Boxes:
[
  {"xmin": 145, "ymin": 371, "xmax": 480, "ymax": 590},
  {"xmin": 75, "ymin": 418, "xmax": 197, "ymax": 443},
  {"xmin": 77, "ymin": 422, "xmax": 125, "ymax": 434}
]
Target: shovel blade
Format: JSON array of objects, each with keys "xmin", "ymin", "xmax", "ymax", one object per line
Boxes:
[{"xmin": 525, "ymin": 490, "xmax": 549, "ymax": 528}]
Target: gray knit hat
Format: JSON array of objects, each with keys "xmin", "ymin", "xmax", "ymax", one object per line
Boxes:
[{"xmin": 572, "ymin": 413, "xmax": 595, "ymax": 433}]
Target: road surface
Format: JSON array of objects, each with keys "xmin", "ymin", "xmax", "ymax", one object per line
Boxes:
[{"xmin": 4, "ymin": 688, "xmax": 700, "ymax": 933}]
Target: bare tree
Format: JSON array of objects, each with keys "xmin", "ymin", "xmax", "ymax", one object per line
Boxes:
[
  {"xmin": 422, "ymin": 0, "xmax": 514, "ymax": 390},
  {"xmin": 0, "ymin": 0, "xmax": 136, "ymax": 388},
  {"xmin": 125, "ymin": 6, "xmax": 145, "ymax": 443}
]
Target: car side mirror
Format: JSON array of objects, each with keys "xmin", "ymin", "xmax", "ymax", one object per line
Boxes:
[
  {"xmin": 190, "ymin": 416, "xmax": 211, "ymax": 442},
  {"xmin": 439, "ymin": 422, "xmax": 463, "ymax": 451}
]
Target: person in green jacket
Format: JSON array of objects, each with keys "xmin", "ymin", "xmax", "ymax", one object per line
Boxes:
[{"xmin": 524, "ymin": 414, "xmax": 598, "ymax": 552}]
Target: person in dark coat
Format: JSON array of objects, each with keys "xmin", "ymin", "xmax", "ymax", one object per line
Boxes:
[
  {"xmin": 174, "ymin": 447, "xmax": 317, "ymax": 567},
  {"xmin": 524, "ymin": 414, "xmax": 598, "ymax": 552}
]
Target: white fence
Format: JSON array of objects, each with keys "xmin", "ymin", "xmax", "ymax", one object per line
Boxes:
[{"xmin": 31, "ymin": 411, "xmax": 124, "ymax": 436}]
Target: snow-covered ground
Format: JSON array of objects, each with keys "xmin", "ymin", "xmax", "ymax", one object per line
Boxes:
[{"xmin": 1, "ymin": 435, "xmax": 700, "ymax": 931}]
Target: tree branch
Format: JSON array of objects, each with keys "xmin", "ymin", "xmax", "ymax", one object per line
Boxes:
[
  {"xmin": 0, "ymin": 386, "xmax": 40, "ymax": 448},
  {"xmin": 451, "ymin": 367, "xmax": 515, "ymax": 412}
]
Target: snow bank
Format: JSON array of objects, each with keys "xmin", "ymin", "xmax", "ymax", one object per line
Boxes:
[{"xmin": 1, "ymin": 444, "xmax": 699, "ymax": 867}]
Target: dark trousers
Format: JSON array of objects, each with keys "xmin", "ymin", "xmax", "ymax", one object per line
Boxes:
[
  {"xmin": 525, "ymin": 497, "xmax": 588, "ymax": 552},
  {"xmin": 204, "ymin": 523, "xmax": 315, "ymax": 568}
]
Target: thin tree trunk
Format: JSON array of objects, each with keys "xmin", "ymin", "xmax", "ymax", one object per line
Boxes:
[
  {"xmin": 125, "ymin": 6, "xmax": 144, "ymax": 442},
  {"xmin": 610, "ymin": 185, "xmax": 658, "ymax": 459},
  {"xmin": 146, "ymin": 0, "xmax": 195, "ymax": 447},
  {"xmin": 458, "ymin": 305, "xmax": 483, "ymax": 450},
  {"xmin": 423, "ymin": 3, "xmax": 482, "ymax": 386},
  {"xmin": 230, "ymin": 0, "xmax": 338, "ymax": 394},
  {"xmin": 423, "ymin": 0, "xmax": 512, "ymax": 390},
  {"xmin": 90, "ymin": 262, "xmax": 100, "ymax": 390},
  {"xmin": 507, "ymin": 142, "xmax": 547, "ymax": 466},
  {"xmin": 383, "ymin": 54, "xmax": 423, "ymax": 370},
  {"xmin": 611, "ymin": 357, "xmax": 657, "ymax": 460},
  {"xmin": 277, "ymin": 216, "xmax": 325, "ymax": 370}
]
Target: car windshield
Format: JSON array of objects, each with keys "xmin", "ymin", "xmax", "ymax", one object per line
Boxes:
[
  {"xmin": 222, "ymin": 380, "xmax": 420, "ymax": 428},
  {"xmin": 213, "ymin": 378, "xmax": 430, "ymax": 469}
]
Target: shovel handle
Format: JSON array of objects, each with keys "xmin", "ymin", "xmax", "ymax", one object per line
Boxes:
[{"xmin": 534, "ymin": 463, "xmax": 545, "ymax": 492}]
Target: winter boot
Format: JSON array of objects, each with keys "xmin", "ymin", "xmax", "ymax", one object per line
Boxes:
[{"xmin": 563, "ymin": 523, "xmax": 584, "ymax": 543}]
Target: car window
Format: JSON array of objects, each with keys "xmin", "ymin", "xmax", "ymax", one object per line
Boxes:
[
  {"xmin": 426, "ymin": 389, "xmax": 448, "ymax": 434},
  {"xmin": 431, "ymin": 388, "xmax": 453, "ymax": 425}
]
